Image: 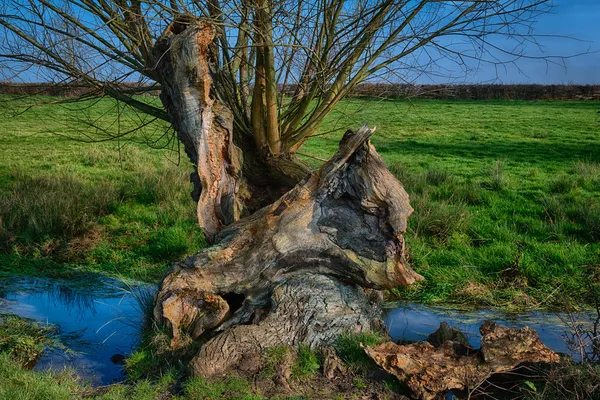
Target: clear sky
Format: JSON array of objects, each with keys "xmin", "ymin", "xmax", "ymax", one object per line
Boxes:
[
  {"xmin": 423, "ymin": 0, "xmax": 600, "ymax": 84},
  {"xmin": 2, "ymin": 0, "xmax": 598, "ymax": 85}
]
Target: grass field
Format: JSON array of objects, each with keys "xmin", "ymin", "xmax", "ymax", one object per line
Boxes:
[{"xmin": 1, "ymin": 98, "xmax": 599, "ymax": 309}]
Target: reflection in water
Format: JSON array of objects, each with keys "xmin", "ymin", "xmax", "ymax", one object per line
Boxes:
[
  {"xmin": 384, "ymin": 303, "xmax": 594, "ymax": 359},
  {"xmin": 0, "ymin": 276, "xmax": 155, "ymax": 386}
]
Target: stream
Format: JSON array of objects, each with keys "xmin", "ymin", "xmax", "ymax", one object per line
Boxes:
[{"xmin": 0, "ymin": 276, "xmax": 594, "ymax": 386}]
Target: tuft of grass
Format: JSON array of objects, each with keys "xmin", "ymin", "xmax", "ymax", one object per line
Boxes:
[
  {"xmin": 409, "ymin": 192, "xmax": 470, "ymax": 242},
  {"xmin": 335, "ymin": 331, "xmax": 387, "ymax": 373},
  {"xmin": 485, "ymin": 159, "xmax": 506, "ymax": 191},
  {"xmin": 125, "ymin": 349, "xmax": 158, "ymax": 382},
  {"xmin": 425, "ymin": 168, "xmax": 449, "ymax": 186},
  {"xmin": 261, "ymin": 345, "xmax": 293, "ymax": 379},
  {"xmin": 352, "ymin": 377, "xmax": 368, "ymax": 389},
  {"xmin": 124, "ymin": 324, "xmax": 187, "ymax": 382},
  {"xmin": 293, "ymin": 345, "xmax": 321, "ymax": 378},
  {"xmin": 388, "ymin": 163, "xmax": 427, "ymax": 195},
  {"xmin": 0, "ymin": 314, "xmax": 66, "ymax": 368},
  {"xmin": 541, "ymin": 195, "xmax": 567, "ymax": 228},
  {"xmin": 573, "ymin": 160, "xmax": 600, "ymax": 186},
  {"xmin": 572, "ymin": 199, "xmax": 600, "ymax": 242},
  {"xmin": 540, "ymin": 194, "xmax": 600, "ymax": 242},
  {"xmin": 94, "ymin": 376, "xmax": 178, "ymax": 400},
  {"xmin": 549, "ymin": 174, "xmax": 577, "ymax": 194},
  {"xmin": 453, "ymin": 180, "xmax": 486, "ymax": 206}
]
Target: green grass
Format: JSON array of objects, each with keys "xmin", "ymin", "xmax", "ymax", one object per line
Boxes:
[
  {"xmin": 0, "ymin": 316, "xmax": 82, "ymax": 400},
  {"xmin": 124, "ymin": 325, "xmax": 190, "ymax": 382},
  {"xmin": 0, "ymin": 351, "xmax": 179, "ymax": 400},
  {"xmin": 293, "ymin": 345, "xmax": 321, "ymax": 378},
  {"xmin": 1, "ymin": 97, "xmax": 599, "ymax": 307},
  {"xmin": 335, "ymin": 331, "xmax": 387, "ymax": 373},
  {"xmin": 0, "ymin": 353, "xmax": 82, "ymax": 400},
  {"xmin": 0, "ymin": 98, "xmax": 205, "ymax": 282}
]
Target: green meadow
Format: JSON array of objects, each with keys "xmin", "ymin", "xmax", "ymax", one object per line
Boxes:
[{"xmin": 1, "ymin": 98, "xmax": 599, "ymax": 309}]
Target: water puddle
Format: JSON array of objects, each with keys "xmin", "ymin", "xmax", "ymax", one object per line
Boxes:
[
  {"xmin": 0, "ymin": 276, "xmax": 154, "ymax": 385},
  {"xmin": 385, "ymin": 303, "xmax": 594, "ymax": 359}
]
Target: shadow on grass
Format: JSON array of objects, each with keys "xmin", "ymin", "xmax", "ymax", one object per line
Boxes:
[{"xmin": 377, "ymin": 139, "xmax": 600, "ymax": 165}]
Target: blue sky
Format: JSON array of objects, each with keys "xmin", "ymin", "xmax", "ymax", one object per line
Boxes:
[
  {"xmin": 3, "ymin": 0, "xmax": 598, "ymax": 85},
  {"xmin": 432, "ymin": 0, "xmax": 600, "ymax": 84}
]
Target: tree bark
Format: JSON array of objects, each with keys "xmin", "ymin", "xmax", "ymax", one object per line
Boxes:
[
  {"xmin": 154, "ymin": 18, "xmax": 310, "ymax": 240},
  {"xmin": 153, "ymin": 20, "xmax": 243, "ymax": 241},
  {"xmin": 153, "ymin": 124, "xmax": 423, "ymax": 375}
]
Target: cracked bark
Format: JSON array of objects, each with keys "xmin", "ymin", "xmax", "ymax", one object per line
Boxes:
[{"xmin": 154, "ymin": 21, "xmax": 243, "ymax": 241}]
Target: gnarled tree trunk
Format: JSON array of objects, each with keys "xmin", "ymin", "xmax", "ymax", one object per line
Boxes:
[
  {"xmin": 153, "ymin": 21, "xmax": 244, "ymax": 241},
  {"xmin": 154, "ymin": 19, "xmax": 311, "ymax": 241},
  {"xmin": 152, "ymin": 19, "xmax": 422, "ymax": 377}
]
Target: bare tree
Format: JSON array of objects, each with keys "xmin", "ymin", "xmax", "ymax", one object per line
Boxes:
[{"xmin": 0, "ymin": 0, "xmax": 564, "ymax": 378}]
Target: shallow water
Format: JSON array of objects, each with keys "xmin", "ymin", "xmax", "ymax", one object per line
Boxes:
[
  {"xmin": 384, "ymin": 303, "xmax": 594, "ymax": 358},
  {"xmin": 0, "ymin": 276, "xmax": 595, "ymax": 386},
  {"xmin": 0, "ymin": 276, "xmax": 153, "ymax": 385}
]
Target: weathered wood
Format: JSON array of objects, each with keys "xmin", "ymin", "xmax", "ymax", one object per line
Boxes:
[
  {"xmin": 152, "ymin": 18, "xmax": 423, "ymax": 379},
  {"xmin": 153, "ymin": 20, "xmax": 311, "ymax": 238},
  {"xmin": 154, "ymin": 20, "xmax": 243, "ymax": 241},
  {"xmin": 153, "ymin": 125, "xmax": 422, "ymax": 374},
  {"xmin": 365, "ymin": 321, "xmax": 560, "ymax": 400}
]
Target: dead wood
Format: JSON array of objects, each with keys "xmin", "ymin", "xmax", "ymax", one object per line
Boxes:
[
  {"xmin": 365, "ymin": 321, "xmax": 561, "ymax": 400},
  {"xmin": 153, "ymin": 125, "xmax": 422, "ymax": 376}
]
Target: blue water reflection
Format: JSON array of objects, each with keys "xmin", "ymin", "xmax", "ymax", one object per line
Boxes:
[
  {"xmin": 0, "ymin": 276, "xmax": 154, "ymax": 385},
  {"xmin": 384, "ymin": 303, "xmax": 593, "ymax": 358},
  {"xmin": 1, "ymin": 277, "xmax": 594, "ymax": 385}
]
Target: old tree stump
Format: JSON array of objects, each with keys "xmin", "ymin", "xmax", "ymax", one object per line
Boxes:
[
  {"xmin": 150, "ymin": 19, "xmax": 423, "ymax": 378},
  {"xmin": 152, "ymin": 121, "xmax": 424, "ymax": 375}
]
